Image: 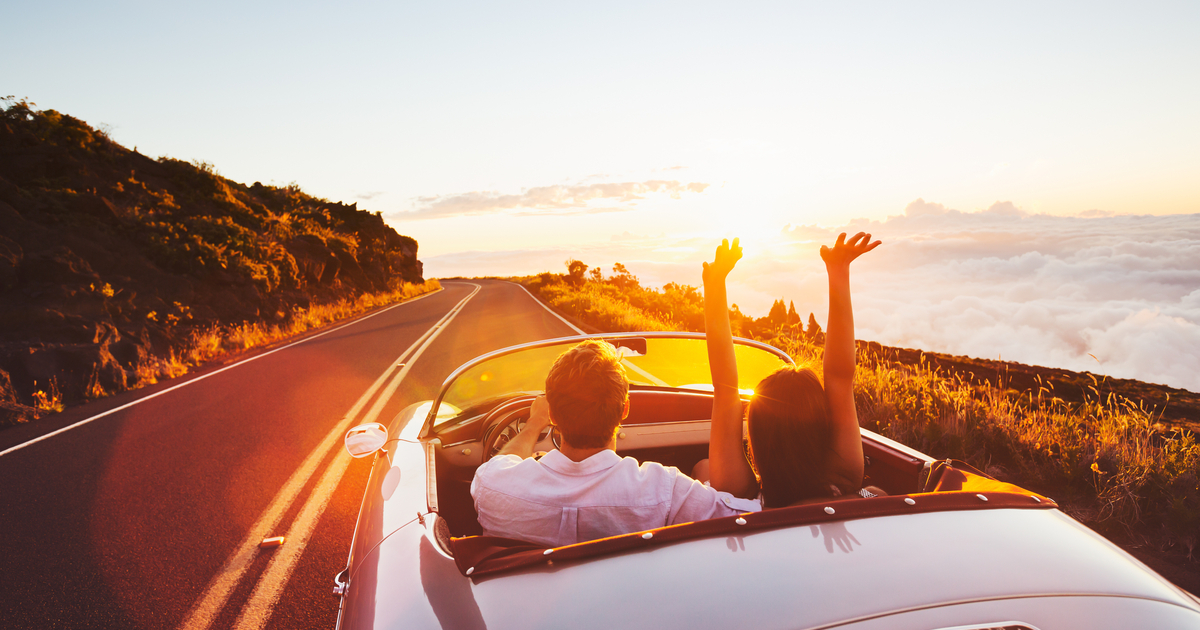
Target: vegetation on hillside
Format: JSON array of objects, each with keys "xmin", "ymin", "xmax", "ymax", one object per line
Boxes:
[
  {"xmin": 533, "ymin": 260, "xmax": 821, "ymax": 340},
  {"xmin": 522, "ymin": 260, "xmax": 1200, "ymax": 565},
  {"xmin": 0, "ymin": 97, "xmax": 437, "ymax": 426}
]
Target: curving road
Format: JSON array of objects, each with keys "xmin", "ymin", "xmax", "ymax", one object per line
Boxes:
[{"xmin": 0, "ymin": 280, "xmax": 579, "ymax": 630}]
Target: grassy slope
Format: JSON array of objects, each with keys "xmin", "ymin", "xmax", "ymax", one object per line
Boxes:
[{"xmin": 0, "ymin": 98, "xmax": 437, "ymax": 426}]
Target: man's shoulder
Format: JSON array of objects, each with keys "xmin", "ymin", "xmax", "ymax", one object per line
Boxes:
[
  {"xmin": 627, "ymin": 456, "xmax": 683, "ymax": 480},
  {"xmin": 474, "ymin": 453, "xmax": 538, "ymax": 481},
  {"xmin": 472, "ymin": 454, "xmax": 540, "ymax": 494}
]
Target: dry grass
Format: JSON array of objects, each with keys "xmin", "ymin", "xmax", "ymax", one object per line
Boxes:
[
  {"xmin": 31, "ymin": 378, "xmax": 65, "ymax": 413},
  {"xmin": 537, "ymin": 282, "xmax": 676, "ymax": 332},
  {"xmin": 134, "ymin": 280, "xmax": 441, "ymax": 386},
  {"xmin": 777, "ymin": 333, "xmax": 1200, "ymax": 548},
  {"xmin": 532, "ymin": 279, "xmax": 1200, "ymax": 550}
]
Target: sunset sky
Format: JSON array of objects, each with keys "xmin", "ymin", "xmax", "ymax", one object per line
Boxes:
[{"xmin": 6, "ymin": 1, "xmax": 1199, "ymax": 389}]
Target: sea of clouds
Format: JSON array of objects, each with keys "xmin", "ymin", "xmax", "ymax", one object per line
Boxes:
[
  {"xmin": 424, "ymin": 202, "xmax": 1200, "ymax": 392},
  {"xmin": 830, "ymin": 202, "xmax": 1200, "ymax": 392}
]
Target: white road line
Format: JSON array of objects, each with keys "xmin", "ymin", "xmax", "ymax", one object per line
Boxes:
[
  {"xmin": 511, "ymin": 281, "xmax": 669, "ymax": 385},
  {"xmin": 622, "ymin": 360, "xmax": 670, "ymax": 386},
  {"xmin": 230, "ymin": 283, "xmax": 481, "ymax": 630},
  {"xmin": 0, "ymin": 288, "xmax": 443, "ymax": 459},
  {"xmin": 512, "ymin": 281, "xmax": 585, "ymax": 334},
  {"xmin": 177, "ymin": 285, "xmax": 476, "ymax": 630}
]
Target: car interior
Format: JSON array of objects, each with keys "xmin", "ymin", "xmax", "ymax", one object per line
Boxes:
[{"xmin": 430, "ymin": 387, "xmax": 931, "ymax": 538}]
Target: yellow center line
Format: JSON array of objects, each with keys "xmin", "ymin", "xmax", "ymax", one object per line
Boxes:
[
  {"xmin": 229, "ymin": 283, "xmax": 481, "ymax": 630},
  {"xmin": 177, "ymin": 283, "xmax": 478, "ymax": 630}
]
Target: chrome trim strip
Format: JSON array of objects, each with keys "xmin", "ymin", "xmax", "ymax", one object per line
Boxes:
[
  {"xmin": 625, "ymin": 420, "xmax": 710, "ymax": 435},
  {"xmin": 809, "ymin": 593, "xmax": 1200, "ymax": 630},
  {"xmin": 623, "ymin": 419, "xmax": 711, "ymax": 429},
  {"xmin": 425, "ymin": 439, "xmax": 439, "ymax": 513},
  {"xmin": 931, "ymin": 622, "xmax": 1041, "ymax": 630}
]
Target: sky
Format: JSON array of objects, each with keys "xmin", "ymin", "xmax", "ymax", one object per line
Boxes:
[{"xmin": 5, "ymin": 1, "xmax": 1200, "ymax": 389}]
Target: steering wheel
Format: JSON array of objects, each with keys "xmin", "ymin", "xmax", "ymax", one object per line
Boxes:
[{"xmin": 480, "ymin": 395, "xmax": 556, "ymax": 461}]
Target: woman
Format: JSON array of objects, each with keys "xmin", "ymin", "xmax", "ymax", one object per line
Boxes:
[{"xmin": 701, "ymin": 233, "xmax": 881, "ymax": 507}]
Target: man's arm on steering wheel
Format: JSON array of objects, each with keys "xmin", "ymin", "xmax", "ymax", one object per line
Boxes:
[{"xmin": 497, "ymin": 395, "xmax": 553, "ymax": 459}]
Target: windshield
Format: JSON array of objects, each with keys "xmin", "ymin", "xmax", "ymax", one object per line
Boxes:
[{"xmin": 429, "ymin": 334, "xmax": 793, "ymax": 428}]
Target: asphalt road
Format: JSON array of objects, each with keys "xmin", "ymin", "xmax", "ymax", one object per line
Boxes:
[{"xmin": 0, "ymin": 280, "xmax": 579, "ymax": 630}]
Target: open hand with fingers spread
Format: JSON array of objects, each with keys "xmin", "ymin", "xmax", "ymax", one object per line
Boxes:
[
  {"xmin": 820, "ymin": 232, "xmax": 881, "ymax": 270},
  {"xmin": 703, "ymin": 238, "xmax": 743, "ymax": 285}
]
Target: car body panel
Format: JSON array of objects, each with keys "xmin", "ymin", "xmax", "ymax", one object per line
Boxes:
[
  {"xmin": 342, "ymin": 495, "xmax": 1200, "ymax": 628},
  {"xmin": 335, "ymin": 333, "xmax": 1200, "ymax": 629}
]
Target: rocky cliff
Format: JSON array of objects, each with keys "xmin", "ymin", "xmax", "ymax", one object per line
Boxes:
[{"xmin": 0, "ymin": 98, "xmax": 424, "ymax": 426}]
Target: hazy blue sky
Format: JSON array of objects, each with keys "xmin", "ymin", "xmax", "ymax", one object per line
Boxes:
[{"xmin": 6, "ymin": 1, "xmax": 1200, "ymax": 388}]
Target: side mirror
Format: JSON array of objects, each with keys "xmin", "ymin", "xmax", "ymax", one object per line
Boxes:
[{"xmin": 345, "ymin": 423, "xmax": 388, "ymax": 458}]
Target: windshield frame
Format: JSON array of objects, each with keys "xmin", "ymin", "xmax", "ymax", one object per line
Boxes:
[{"xmin": 419, "ymin": 332, "xmax": 794, "ymax": 438}]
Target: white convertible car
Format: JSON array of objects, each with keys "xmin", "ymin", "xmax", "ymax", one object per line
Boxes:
[{"xmin": 334, "ymin": 333, "xmax": 1200, "ymax": 630}]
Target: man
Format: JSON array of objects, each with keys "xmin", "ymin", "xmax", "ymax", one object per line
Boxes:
[{"xmin": 471, "ymin": 339, "xmax": 760, "ymax": 548}]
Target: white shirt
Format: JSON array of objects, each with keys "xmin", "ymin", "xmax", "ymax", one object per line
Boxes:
[{"xmin": 471, "ymin": 449, "xmax": 761, "ymax": 548}]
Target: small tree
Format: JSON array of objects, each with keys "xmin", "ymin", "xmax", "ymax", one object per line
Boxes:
[
  {"xmin": 806, "ymin": 313, "xmax": 823, "ymax": 339},
  {"xmin": 787, "ymin": 300, "xmax": 800, "ymax": 327},
  {"xmin": 589, "ymin": 267, "xmax": 603, "ymax": 282},
  {"xmin": 610, "ymin": 262, "xmax": 640, "ymax": 291},
  {"xmin": 565, "ymin": 259, "xmax": 588, "ymax": 286},
  {"xmin": 768, "ymin": 299, "xmax": 788, "ymax": 326}
]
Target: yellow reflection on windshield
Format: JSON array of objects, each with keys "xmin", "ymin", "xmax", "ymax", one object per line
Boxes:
[{"xmin": 436, "ymin": 338, "xmax": 789, "ymax": 426}]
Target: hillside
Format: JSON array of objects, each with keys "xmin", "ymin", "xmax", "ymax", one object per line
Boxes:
[{"xmin": 0, "ymin": 98, "xmax": 428, "ymax": 426}]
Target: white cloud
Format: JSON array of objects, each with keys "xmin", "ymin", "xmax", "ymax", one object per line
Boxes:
[
  {"xmin": 833, "ymin": 205, "xmax": 1200, "ymax": 390},
  {"xmin": 781, "ymin": 223, "xmax": 834, "ymax": 241},
  {"xmin": 394, "ymin": 180, "xmax": 709, "ymax": 220}
]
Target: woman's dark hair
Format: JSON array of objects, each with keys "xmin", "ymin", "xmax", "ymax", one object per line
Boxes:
[{"xmin": 747, "ymin": 366, "xmax": 834, "ymax": 508}]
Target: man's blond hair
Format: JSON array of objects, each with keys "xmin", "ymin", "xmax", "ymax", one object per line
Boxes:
[{"xmin": 545, "ymin": 340, "xmax": 629, "ymax": 449}]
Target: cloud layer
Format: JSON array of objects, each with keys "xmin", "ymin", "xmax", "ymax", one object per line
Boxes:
[
  {"xmin": 425, "ymin": 203, "xmax": 1200, "ymax": 392},
  {"xmin": 772, "ymin": 205, "xmax": 1200, "ymax": 391},
  {"xmin": 396, "ymin": 180, "xmax": 709, "ymax": 220}
]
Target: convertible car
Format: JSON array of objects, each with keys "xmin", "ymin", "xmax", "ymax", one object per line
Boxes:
[{"xmin": 333, "ymin": 333, "xmax": 1200, "ymax": 630}]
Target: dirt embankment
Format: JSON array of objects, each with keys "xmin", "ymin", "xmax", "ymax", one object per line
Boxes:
[{"xmin": 0, "ymin": 99, "xmax": 424, "ymax": 427}]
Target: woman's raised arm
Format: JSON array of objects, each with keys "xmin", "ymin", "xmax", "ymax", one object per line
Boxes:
[
  {"xmin": 703, "ymin": 238, "xmax": 759, "ymax": 498},
  {"xmin": 819, "ymin": 232, "xmax": 880, "ymax": 493}
]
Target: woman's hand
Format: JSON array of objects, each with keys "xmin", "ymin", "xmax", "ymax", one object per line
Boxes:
[
  {"xmin": 703, "ymin": 238, "xmax": 743, "ymax": 285},
  {"xmin": 819, "ymin": 231, "xmax": 879, "ymax": 494},
  {"xmin": 819, "ymin": 232, "xmax": 880, "ymax": 270},
  {"xmin": 702, "ymin": 236, "xmax": 758, "ymax": 498}
]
